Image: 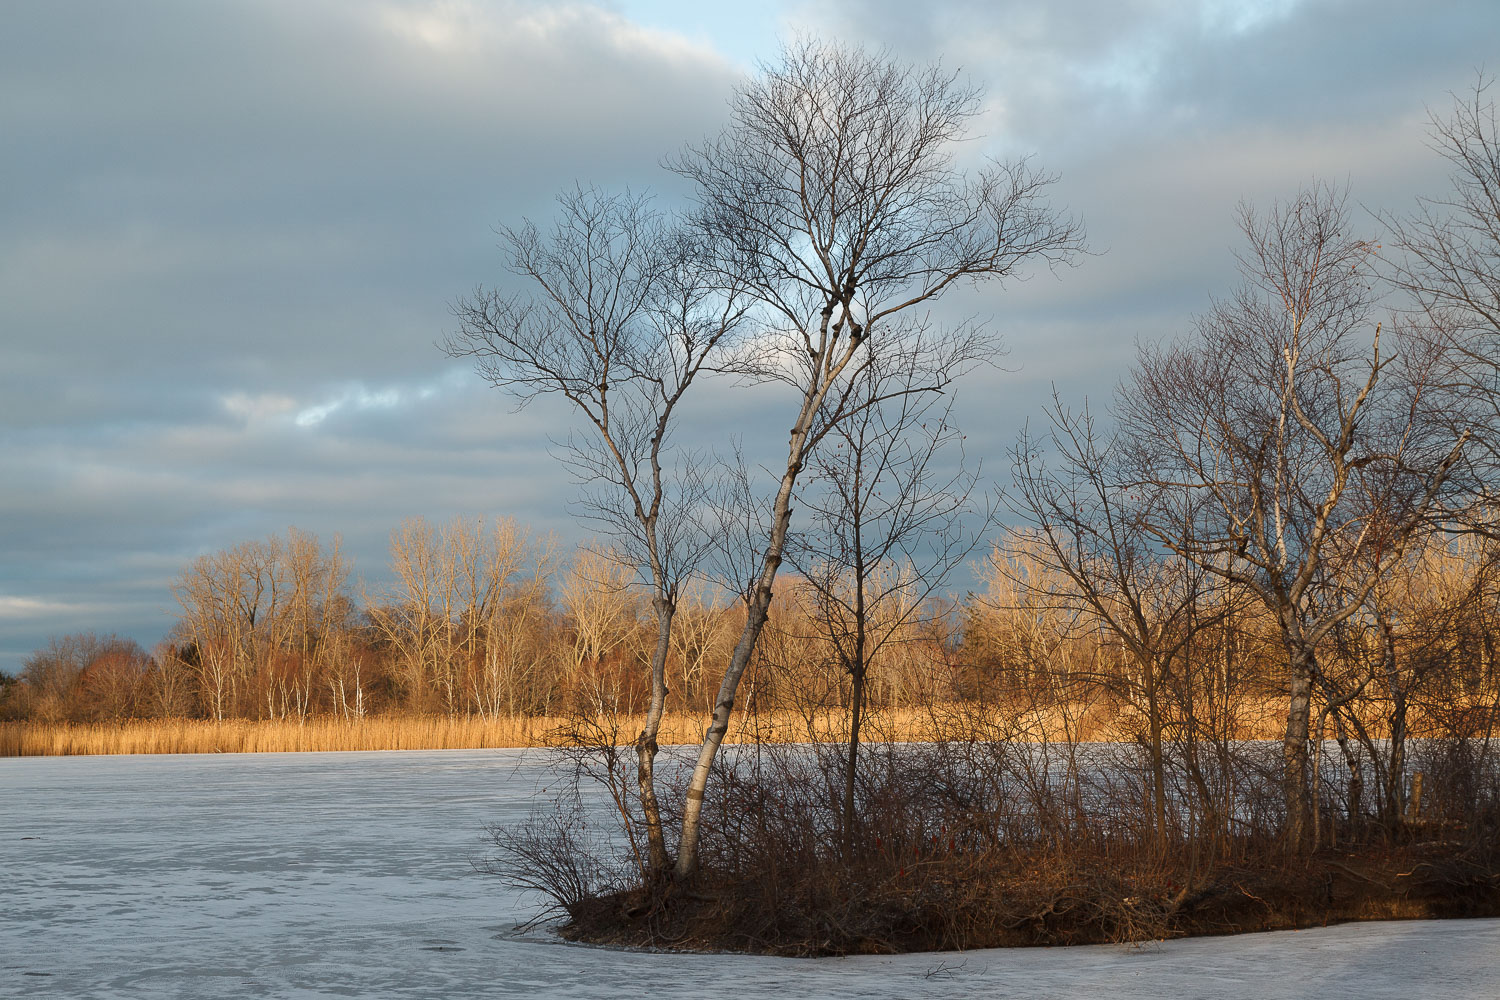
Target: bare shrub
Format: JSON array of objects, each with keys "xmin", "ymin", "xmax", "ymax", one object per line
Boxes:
[{"xmin": 479, "ymin": 797, "xmax": 628, "ymax": 918}]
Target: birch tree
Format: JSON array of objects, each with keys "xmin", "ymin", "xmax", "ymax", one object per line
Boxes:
[
  {"xmin": 448, "ymin": 188, "xmax": 742, "ymax": 877},
  {"xmin": 460, "ymin": 518, "xmax": 552, "ymax": 720},
  {"xmin": 366, "ymin": 518, "xmax": 449, "ymax": 713},
  {"xmin": 557, "ymin": 545, "xmax": 642, "ymax": 710},
  {"xmin": 1120, "ymin": 186, "xmax": 1469, "ymax": 850},
  {"xmin": 175, "ymin": 538, "xmax": 282, "ymax": 719},
  {"xmin": 1386, "ymin": 78, "xmax": 1500, "ymax": 493},
  {"xmin": 666, "ymin": 39, "xmax": 1083, "ymax": 878}
]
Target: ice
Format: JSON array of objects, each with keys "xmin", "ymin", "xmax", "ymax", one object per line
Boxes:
[{"xmin": 3, "ymin": 750, "xmax": 1497, "ymax": 999}]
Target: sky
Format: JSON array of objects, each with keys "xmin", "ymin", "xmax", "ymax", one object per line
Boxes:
[{"xmin": 2, "ymin": 0, "xmax": 1497, "ymax": 673}]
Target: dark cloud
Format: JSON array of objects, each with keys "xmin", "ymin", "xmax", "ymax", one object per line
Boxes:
[{"xmin": 2, "ymin": 0, "xmax": 1496, "ymax": 670}]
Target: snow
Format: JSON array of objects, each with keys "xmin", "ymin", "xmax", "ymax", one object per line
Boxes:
[{"xmin": 3, "ymin": 749, "xmax": 1497, "ymax": 999}]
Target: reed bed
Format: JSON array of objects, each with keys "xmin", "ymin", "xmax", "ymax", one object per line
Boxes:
[
  {"xmin": 1, "ymin": 716, "xmax": 543, "ymax": 757},
  {"xmin": 0, "ymin": 699, "xmax": 1297, "ymax": 757},
  {"xmin": 0, "ymin": 712, "xmax": 881, "ymax": 757}
]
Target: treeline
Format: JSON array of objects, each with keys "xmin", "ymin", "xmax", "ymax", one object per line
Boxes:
[
  {"xmin": 6, "ymin": 518, "xmax": 976, "ymax": 724},
  {"xmin": 8, "ymin": 518, "xmax": 1500, "ymax": 758}
]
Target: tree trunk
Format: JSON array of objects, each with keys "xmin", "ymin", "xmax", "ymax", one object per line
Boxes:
[
  {"xmin": 843, "ymin": 652, "xmax": 867, "ymax": 856},
  {"xmin": 1142, "ymin": 651, "xmax": 1168, "ymax": 853},
  {"xmin": 1386, "ymin": 687, "xmax": 1408, "ymax": 828},
  {"xmin": 1379, "ymin": 619, "xmax": 1408, "ymax": 832},
  {"xmin": 1283, "ymin": 640, "xmax": 1316, "ymax": 852},
  {"xmin": 674, "ymin": 588, "xmax": 776, "ymax": 879},
  {"xmin": 674, "ymin": 385, "xmax": 819, "ymax": 880},
  {"xmin": 843, "ymin": 529, "xmax": 869, "ymax": 857},
  {"xmin": 636, "ymin": 597, "xmax": 673, "ymax": 875}
]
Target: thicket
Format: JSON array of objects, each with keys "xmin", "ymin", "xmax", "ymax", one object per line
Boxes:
[
  {"xmin": 478, "ymin": 532, "xmax": 1500, "ymax": 953},
  {"xmin": 530, "ymin": 733, "xmax": 1500, "ymax": 955}
]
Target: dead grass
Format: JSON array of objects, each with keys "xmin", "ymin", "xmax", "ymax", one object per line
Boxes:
[
  {"xmin": 0, "ymin": 716, "xmax": 552, "ymax": 756},
  {"xmin": 0, "ymin": 711, "xmax": 926, "ymax": 757},
  {"xmin": 0, "ymin": 699, "xmax": 1300, "ymax": 757}
]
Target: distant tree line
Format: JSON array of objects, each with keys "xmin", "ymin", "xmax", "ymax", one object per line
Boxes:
[{"xmin": 8, "ymin": 515, "xmax": 1499, "ymax": 769}]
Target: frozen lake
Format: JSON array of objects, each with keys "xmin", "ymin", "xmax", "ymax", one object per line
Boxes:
[{"xmin": 4, "ymin": 749, "xmax": 1497, "ymax": 999}]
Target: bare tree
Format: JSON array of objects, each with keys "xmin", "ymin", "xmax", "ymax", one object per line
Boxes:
[
  {"xmin": 366, "ymin": 517, "xmax": 451, "ymax": 713},
  {"xmin": 556, "ymin": 545, "xmax": 642, "ymax": 711},
  {"xmin": 788, "ymin": 353, "xmax": 993, "ymax": 852},
  {"xmin": 461, "ymin": 519, "xmax": 553, "ymax": 720},
  {"xmin": 667, "ymin": 582, "xmax": 737, "ymax": 713},
  {"xmin": 666, "ymin": 39, "xmax": 1083, "ymax": 879},
  {"xmin": 145, "ymin": 640, "xmax": 194, "ymax": 718},
  {"xmin": 1386, "ymin": 76, "xmax": 1500, "ymax": 491},
  {"xmin": 278, "ymin": 528, "xmax": 350, "ymax": 722},
  {"xmin": 1009, "ymin": 397, "xmax": 1220, "ymax": 851},
  {"xmin": 16, "ymin": 633, "xmax": 146, "ymax": 722},
  {"xmin": 1120, "ymin": 185, "xmax": 1468, "ymax": 850},
  {"xmin": 1323, "ymin": 527, "xmax": 1499, "ymax": 833},
  {"xmin": 447, "ymin": 188, "xmax": 743, "ymax": 877},
  {"xmin": 175, "ymin": 537, "xmax": 281, "ymax": 720},
  {"xmin": 174, "ymin": 530, "xmax": 353, "ymax": 721}
]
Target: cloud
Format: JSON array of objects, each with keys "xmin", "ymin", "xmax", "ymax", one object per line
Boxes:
[
  {"xmin": 295, "ymin": 388, "xmax": 401, "ymax": 428},
  {"xmin": 1199, "ymin": 0, "xmax": 1305, "ymax": 36},
  {"xmin": 290, "ymin": 370, "xmax": 471, "ymax": 427},
  {"xmin": 0, "ymin": 597, "xmax": 94, "ymax": 622},
  {"xmin": 1, "ymin": 0, "xmax": 1497, "ymax": 672},
  {"xmin": 223, "ymin": 392, "xmax": 299, "ymax": 423}
]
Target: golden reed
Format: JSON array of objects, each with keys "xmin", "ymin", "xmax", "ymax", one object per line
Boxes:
[
  {"xmin": 0, "ymin": 702, "xmax": 1294, "ymax": 757},
  {"xmin": 0, "ymin": 712, "xmax": 884, "ymax": 757}
]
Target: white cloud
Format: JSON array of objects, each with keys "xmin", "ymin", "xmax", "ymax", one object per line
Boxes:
[
  {"xmin": 293, "ymin": 370, "xmax": 470, "ymax": 427},
  {"xmin": 377, "ymin": 0, "xmax": 727, "ymax": 66},
  {"xmin": 295, "ymin": 386, "xmax": 402, "ymax": 426},
  {"xmin": 1200, "ymin": 0, "xmax": 1305, "ymax": 37},
  {"xmin": 0, "ymin": 595, "xmax": 90, "ymax": 620},
  {"xmin": 215, "ymin": 372, "xmax": 474, "ymax": 431},
  {"xmin": 379, "ymin": 0, "xmax": 489, "ymax": 53},
  {"xmin": 222, "ymin": 392, "xmax": 298, "ymax": 423}
]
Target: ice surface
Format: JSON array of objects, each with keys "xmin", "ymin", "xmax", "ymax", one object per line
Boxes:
[{"xmin": 3, "ymin": 749, "xmax": 1497, "ymax": 999}]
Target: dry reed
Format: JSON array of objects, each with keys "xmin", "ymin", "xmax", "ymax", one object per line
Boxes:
[
  {"xmin": 0, "ymin": 699, "xmax": 1298, "ymax": 757},
  {"xmin": 0, "ymin": 712, "xmax": 870, "ymax": 757}
]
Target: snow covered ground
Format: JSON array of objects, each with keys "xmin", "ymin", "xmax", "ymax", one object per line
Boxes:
[{"xmin": 4, "ymin": 749, "xmax": 1497, "ymax": 999}]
